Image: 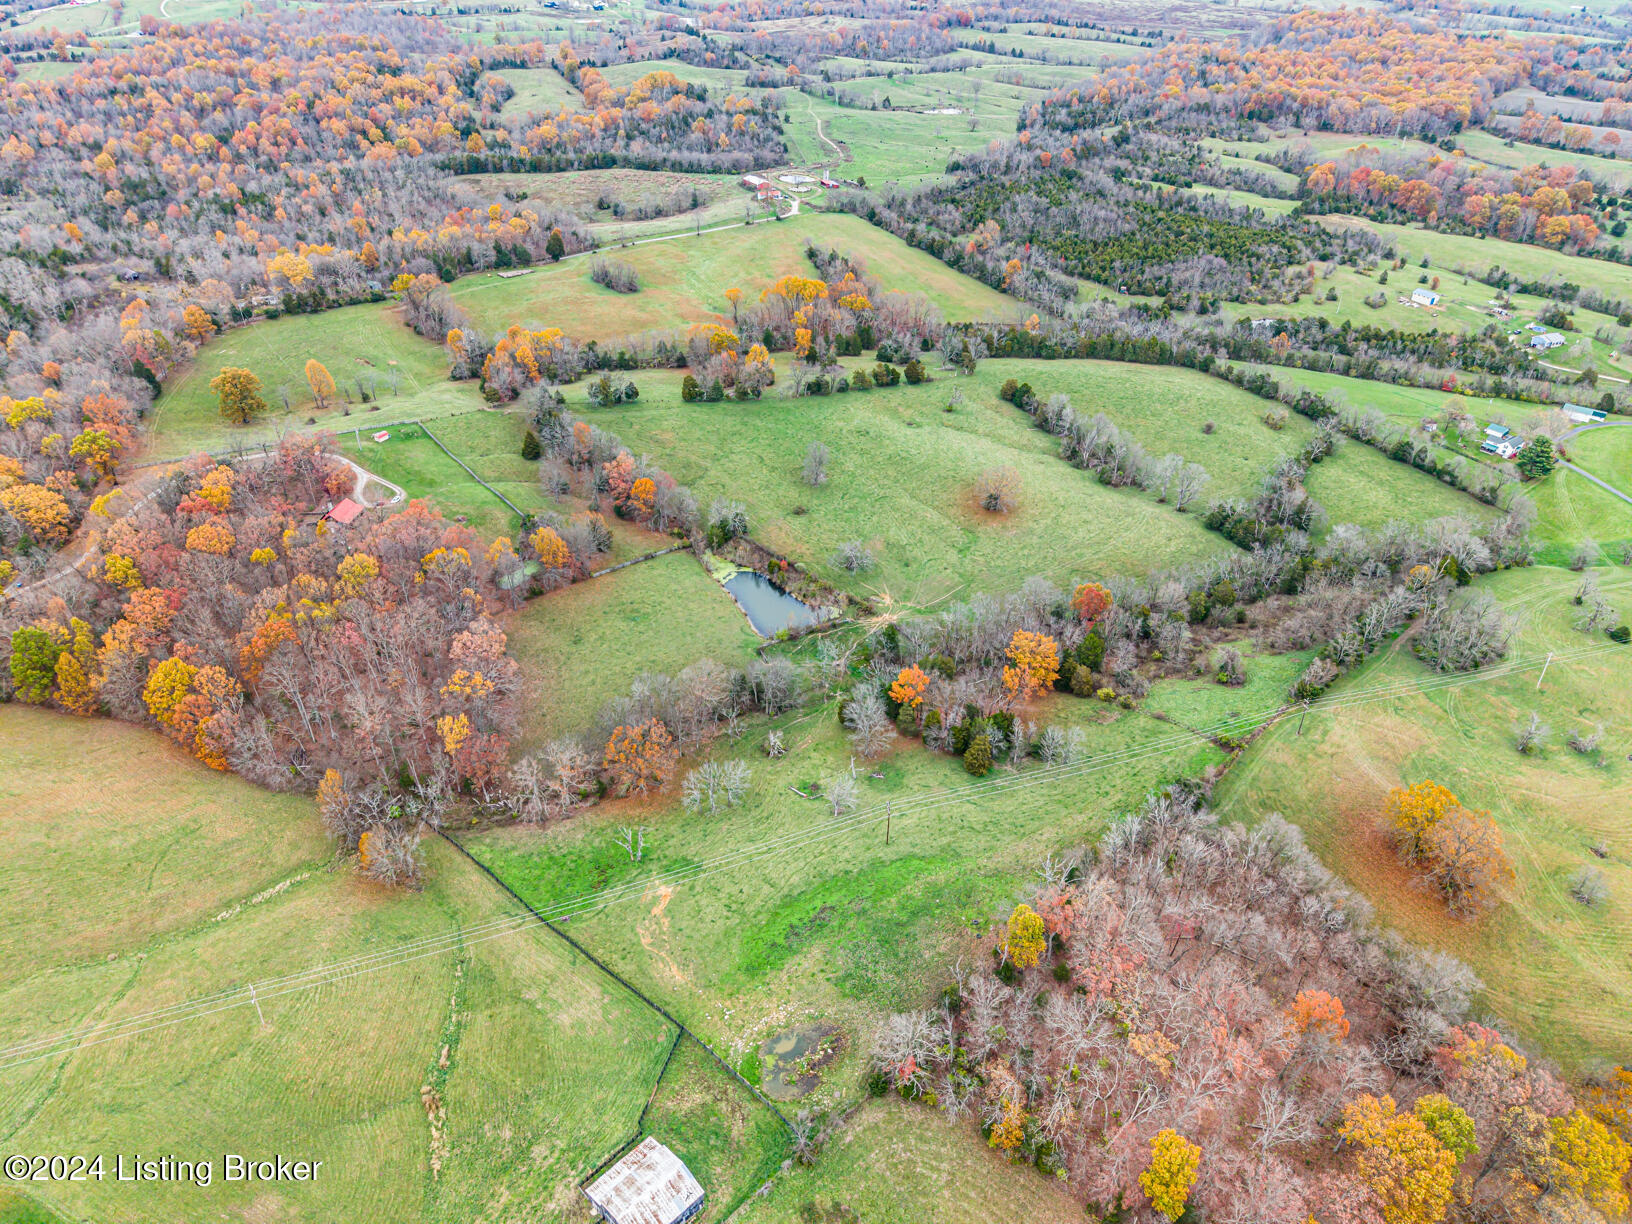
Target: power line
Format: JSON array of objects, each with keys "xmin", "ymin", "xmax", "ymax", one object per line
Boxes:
[{"xmin": 0, "ymin": 640, "xmax": 1615, "ymax": 1071}]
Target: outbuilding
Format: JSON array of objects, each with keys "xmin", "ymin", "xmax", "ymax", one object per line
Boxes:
[
  {"xmin": 323, "ymin": 497, "xmax": 364, "ymax": 526},
  {"xmin": 584, "ymin": 1138, "xmax": 703, "ymax": 1224},
  {"xmin": 1530, "ymin": 332, "xmax": 1566, "ymax": 350},
  {"xmin": 1411, "ymin": 288, "xmax": 1440, "ymax": 307},
  {"xmin": 1562, "ymin": 402, "xmax": 1608, "ymax": 424}
]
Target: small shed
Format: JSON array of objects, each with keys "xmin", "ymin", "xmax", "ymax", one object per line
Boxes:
[
  {"xmin": 1411, "ymin": 288, "xmax": 1440, "ymax": 307},
  {"xmin": 584, "ymin": 1138, "xmax": 704, "ymax": 1224},
  {"xmin": 1531, "ymin": 332, "xmax": 1565, "ymax": 350},
  {"xmin": 324, "ymin": 497, "xmax": 364, "ymax": 526}
]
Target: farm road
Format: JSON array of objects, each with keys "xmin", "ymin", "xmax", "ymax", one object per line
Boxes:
[{"xmin": 1560, "ymin": 419, "xmax": 1632, "ymax": 510}]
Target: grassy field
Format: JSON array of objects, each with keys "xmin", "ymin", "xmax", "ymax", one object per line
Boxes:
[
  {"xmin": 147, "ymin": 303, "xmax": 484, "ymax": 460},
  {"xmin": 464, "ymin": 692, "xmax": 1225, "ymax": 1143},
  {"xmin": 740, "ymin": 1099, "xmax": 1086, "ymax": 1224},
  {"xmin": 455, "ymin": 167, "xmax": 754, "ymax": 240},
  {"xmin": 0, "ymin": 706, "xmax": 690, "ymax": 1223},
  {"xmin": 1318, "ymin": 213, "xmax": 1632, "ymax": 303},
  {"xmin": 585, "ymin": 357, "xmax": 1494, "ymax": 604},
  {"xmin": 505, "ymin": 549, "xmax": 763, "ymax": 749},
  {"xmin": 495, "ymin": 66, "xmax": 582, "ymax": 115},
  {"xmin": 637, "ymin": 1037, "xmax": 790, "ymax": 1221},
  {"xmin": 1529, "ymin": 435, "xmax": 1632, "ymax": 562},
  {"xmin": 1215, "ymin": 566, "xmax": 1632, "ymax": 1069},
  {"xmin": 450, "ymin": 211, "xmax": 1019, "ymax": 344}
]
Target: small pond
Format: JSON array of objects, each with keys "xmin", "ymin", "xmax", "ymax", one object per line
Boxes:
[
  {"xmin": 758, "ymin": 1023, "xmax": 843, "ymax": 1100},
  {"xmin": 723, "ymin": 570, "xmax": 831, "ymax": 637}
]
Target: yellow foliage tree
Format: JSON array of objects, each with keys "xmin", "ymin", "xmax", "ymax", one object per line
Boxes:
[
  {"xmin": 183, "ymin": 304, "xmax": 215, "ymax": 342},
  {"xmin": 305, "ymin": 358, "xmax": 337, "ymax": 410},
  {"xmin": 1340, "ymin": 1094, "xmax": 1458, "ymax": 1224},
  {"xmin": 0, "ymin": 483, "xmax": 72, "ymax": 544},
  {"xmin": 1004, "ymin": 903, "xmax": 1047, "ymax": 969},
  {"xmin": 889, "ymin": 665, "xmax": 930, "ymax": 709},
  {"xmin": 143, "ymin": 657, "xmax": 197, "ymax": 727},
  {"xmin": 1002, "ymin": 630, "xmax": 1060, "ymax": 701},
  {"xmin": 1140, "ymin": 1130, "xmax": 1202, "ymax": 1221},
  {"xmin": 1385, "ymin": 779, "xmax": 1462, "ymax": 863},
  {"xmin": 209, "ymin": 366, "xmax": 266, "ymax": 425},
  {"xmin": 1547, "ymin": 1109, "xmax": 1632, "ymax": 1217}
]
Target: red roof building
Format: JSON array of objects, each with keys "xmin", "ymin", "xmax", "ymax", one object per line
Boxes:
[{"xmin": 324, "ymin": 497, "xmax": 364, "ymax": 525}]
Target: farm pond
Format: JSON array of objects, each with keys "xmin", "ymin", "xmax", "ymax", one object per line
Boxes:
[{"xmin": 722, "ymin": 569, "xmax": 832, "ymax": 636}]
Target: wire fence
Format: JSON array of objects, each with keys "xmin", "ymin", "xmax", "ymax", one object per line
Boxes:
[{"xmin": 437, "ymin": 830, "xmax": 795, "ymax": 1134}]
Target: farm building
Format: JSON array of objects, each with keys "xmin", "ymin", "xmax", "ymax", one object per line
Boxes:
[
  {"xmin": 1563, "ymin": 402, "xmax": 1609, "ymax": 424},
  {"xmin": 1530, "ymin": 332, "xmax": 1565, "ymax": 350},
  {"xmin": 740, "ymin": 174, "xmax": 769, "ymax": 190},
  {"xmin": 583, "ymin": 1138, "xmax": 704, "ymax": 1224},
  {"xmin": 1410, "ymin": 288, "xmax": 1440, "ymax": 307},
  {"xmin": 323, "ymin": 497, "xmax": 364, "ymax": 526}
]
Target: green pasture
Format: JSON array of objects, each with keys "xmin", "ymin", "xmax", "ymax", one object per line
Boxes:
[
  {"xmin": 465, "ymin": 693, "xmax": 1224, "ymax": 1138},
  {"xmin": 147, "ymin": 302, "xmax": 482, "ymax": 460},
  {"xmin": 449, "ymin": 212, "xmax": 1018, "ymax": 344},
  {"xmin": 0, "ymin": 707, "xmax": 681, "ymax": 1223},
  {"xmin": 494, "ymin": 66, "xmax": 582, "ymax": 115},
  {"xmin": 506, "ymin": 549, "xmax": 762, "ymax": 749},
  {"xmin": 741, "ymin": 1099, "xmax": 1085, "ymax": 1224},
  {"xmin": 1216, "ymin": 565, "xmax": 1632, "ymax": 1069},
  {"xmin": 583, "ymin": 357, "xmax": 1495, "ymax": 605}
]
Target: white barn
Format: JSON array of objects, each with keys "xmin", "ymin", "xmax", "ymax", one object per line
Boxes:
[
  {"xmin": 1411, "ymin": 288, "xmax": 1440, "ymax": 307},
  {"xmin": 584, "ymin": 1138, "xmax": 704, "ymax": 1224}
]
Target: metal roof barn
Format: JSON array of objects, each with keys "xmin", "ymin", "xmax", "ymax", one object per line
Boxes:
[{"xmin": 583, "ymin": 1137, "xmax": 704, "ymax": 1224}]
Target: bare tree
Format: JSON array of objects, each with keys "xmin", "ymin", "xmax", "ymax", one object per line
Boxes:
[
  {"xmin": 614, "ymin": 825, "xmax": 648, "ymax": 862},
  {"xmin": 680, "ymin": 759, "xmax": 752, "ymax": 813},
  {"xmin": 822, "ymin": 771, "xmax": 860, "ymax": 816},
  {"xmin": 975, "ymin": 466, "xmax": 1019, "ymax": 513},
  {"xmin": 1513, "ymin": 711, "xmax": 1549, "ymax": 755},
  {"xmin": 1171, "ymin": 462, "xmax": 1210, "ymax": 511},
  {"xmin": 834, "ymin": 540, "xmax": 874, "ymax": 572},
  {"xmin": 802, "ymin": 441, "xmax": 830, "ymax": 486},
  {"xmin": 843, "ymin": 688, "xmax": 897, "ymax": 758}
]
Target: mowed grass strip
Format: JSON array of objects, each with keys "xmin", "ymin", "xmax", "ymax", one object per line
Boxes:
[
  {"xmin": 1215, "ymin": 565, "xmax": 1632, "ymax": 1069},
  {"xmin": 0, "ymin": 711, "xmax": 676, "ymax": 1222},
  {"xmin": 147, "ymin": 301, "xmax": 486, "ymax": 459}
]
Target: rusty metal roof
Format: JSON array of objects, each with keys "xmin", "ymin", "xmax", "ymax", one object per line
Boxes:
[{"xmin": 583, "ymin": 1137, "xmax": 704, "ymax": 1224}]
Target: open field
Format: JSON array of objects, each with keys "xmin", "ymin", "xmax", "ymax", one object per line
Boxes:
[
  {"xmin": 0, "ymin": 706, "xmax": 696, "ymax": 1223},
  {"xmin": 455, "ymin": 168, "xmax": 752, "ymax": 240},
  {"xmin": 494, "ymin": 66, "xmax": 582, "ymax": 115},
  {"xmin": 586, "ymin": 357, "xmax": 1495, "ymax": 603},
  {"xmin": 1318, "ymin": 213, "xmax": 1632, "ymax": 303},
  {"xmin": 505, "ymin": 549, "xmax": 763, "ymax": 749},
  {"xmin": 1529, "ymin": 443, "xmax": 1632, "ymax": 562},
  {"xmin": 740, "ymin": 1099, "xmax": 1085, "ymax": 1224},
  {"xmin": 465, "ymin": 694, "xmax": 1225, "ymax": 1134},
  {"xmin": 637, "ymin": 1037, "xmax": 790, "ymax": 1221},
  {"xmin": 1215, "ymin": 566, "xmax": 1632, "ymax": 1069},
  {"xmin": 450, "ymin": 212, "xmax": 1019, "ymax": 344},
  {"xmin": 1457, "ymin": 127, "xmax": 1632, "ymax": 193},
  {"xmin": 147, "ymin": 303, "xmax": 484, "ymax": 460}
]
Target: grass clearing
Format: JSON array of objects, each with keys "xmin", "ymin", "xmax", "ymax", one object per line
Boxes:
[
  {"xmin": 637, "ymin": 1037, "xmax": 790, "ymax": 1220},
  {"xmin": 586, "ymin": 357, "xmax": 1496, "ymax": 604},
  {"xmin": 739, "ymin": 1098, "xmax": 1085, "ymax": 1224},
  {"xmin": 506, "ymin": 549, "xmax": 762, "ymax": 748},
  {"xmin": 0, "ymin": 706, "xmax": 682, "ymax": 1223},
  {"xmin": 450, "ymin": 212, "xmax": 1017, "ymax": 345},
  {"xmin": 1215, "ymin": 566, "xmax": 1632, "ymax": 1068},
  {"xmin": 465, "ymin": 696, "xmax": 1224, "ymax": 1129},
  {"xmin": 148, "ymin": 302, "xmax": 484, "ymax": 459},
  {"xmin": 495, "ymin": 66, "xmax": 582, "ymax": 115}
]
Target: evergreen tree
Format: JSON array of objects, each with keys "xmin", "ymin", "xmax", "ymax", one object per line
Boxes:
[{"xmin": 1516, "ymin": 435, "xmax": 1556, "ymax": 479}]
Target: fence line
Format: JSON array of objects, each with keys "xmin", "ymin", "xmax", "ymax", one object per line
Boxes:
[
  {"xmin": 589, "ymin": 545, "xmax": 687, "ymax": 578},
  {"xmin": 415, "ymin": 420, "xmax": 530, "ymax": 520},
  {"xmin": 436, "ymin": 830, "xmax": 794, "ymax": 1134}
]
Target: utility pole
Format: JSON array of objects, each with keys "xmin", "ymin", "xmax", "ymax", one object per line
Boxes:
[
  {"xmin": 1297, "ymin": 701, "xmax": 1309, "ymax": 735},
  {"xmin": 249, "ymin": 983, "xmax": 265, "ymax": 1027},
  {"xmin": 1536, "ymin": 650, "xmax": 1554, "ymax": 689},
  {"xmin": 884, "ymin": 800, "xmax": 891, "ymax": 846}
]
